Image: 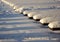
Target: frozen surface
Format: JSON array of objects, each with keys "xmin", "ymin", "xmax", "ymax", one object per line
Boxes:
[{"xmin": 0, "ymin": 0, "xmax": 60, "ymax": 42}]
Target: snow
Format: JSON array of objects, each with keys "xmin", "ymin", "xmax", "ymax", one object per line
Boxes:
[
  {"xmin": 48, "ymin": 21, "xmax": 60, "ymax": 28},
  {"xmin": 40, "ymin": 17, "xmax": 60, "ymax": 24},
  {"xmin": 0, "ymin": 0, "xmax": 60, "ymax": 42},
  {"xmin": 0, "ymin": 39, "xmax": 17, "ymax": 42}
]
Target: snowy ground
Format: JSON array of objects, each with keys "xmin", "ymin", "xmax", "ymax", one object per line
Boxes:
[{"xmin": 0, "ymin": 0, "xmax": 60, "ymax": 42}]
